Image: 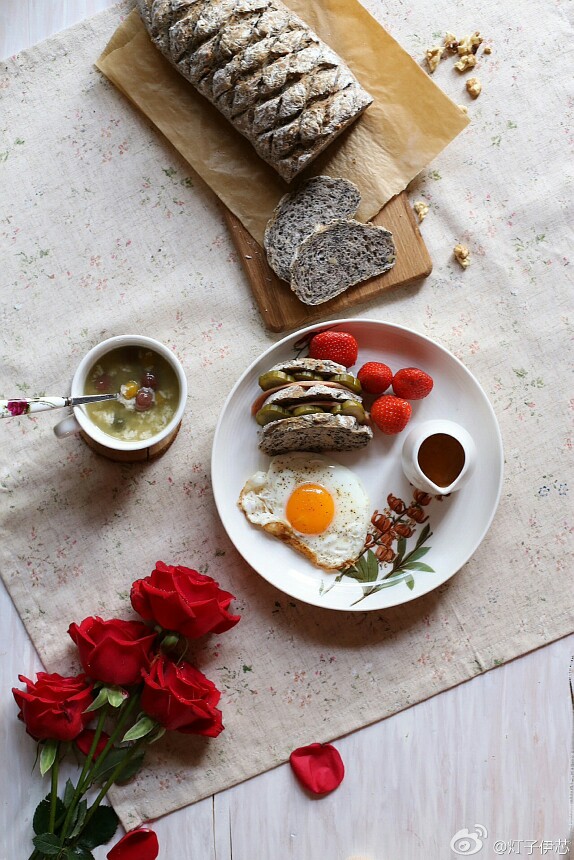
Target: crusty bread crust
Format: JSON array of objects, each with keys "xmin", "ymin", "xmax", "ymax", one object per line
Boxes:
[{"xmin": 137, "ymin": 1, "xmax": 372, "ymax": 182}]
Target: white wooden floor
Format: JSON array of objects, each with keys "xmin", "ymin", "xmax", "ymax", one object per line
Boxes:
[{"xmin": 1, "ymin": 5, "xmax": 573, "ymax": 858}]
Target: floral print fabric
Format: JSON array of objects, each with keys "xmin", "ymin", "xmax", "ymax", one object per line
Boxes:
[{"xmin": 0, "ymin": 0, "xmax": 572, "ymax": 830}]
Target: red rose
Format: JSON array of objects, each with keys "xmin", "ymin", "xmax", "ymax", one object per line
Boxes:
[
  {"xmin": 68, "ymin": 617, "xmax": 157, "ymax": 686},
  {"xmin": 75, "ymin": 728, "xmax": 110, "ymax": 760},
  {"xmin": 140, "ymin": 655, "xmax": 223, "ymax": 736},
  {"xmin": 131, "ymin": 562, "xmax": 240, "ymax": 639},
  {"xmin": 12, "ymin": 672, "xmax": 94, "ymax": 742}
]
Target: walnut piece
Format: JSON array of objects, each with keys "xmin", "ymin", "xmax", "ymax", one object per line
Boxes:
[
  {"xmin": 443, "ymin": 32, "xmax": 458, "ymax": 52},
  {"xmin": 458, "ymin": 31, "xmax": 483, "ymax": 55},
  {"xmin": 458, "ymin": 104, "xmax": 469, "ymax": 114},
  {"xmin": 425, "ymin": 46, "xmax": 445, "ymax": 73},
  {"xmin": 454, "ymin": 244, "xmax": 471, "ymax": 268},
  {"xmin": 413, "ymin": 201, "xmax": 430, "ymax": 223},
  {"xmin": 466, "ymin": 77, "xmax": 482, "ymax": 98},
  {"xmin": 483, "ymin": 45, "xmax": 492, "ymax": 54},
  {"xmin": 454, "ymin": 54, "xmax": 477, "ymax": 72}
]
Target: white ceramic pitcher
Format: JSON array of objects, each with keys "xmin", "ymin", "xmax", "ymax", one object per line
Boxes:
[{"xmin": 401, "ymin": 419, "xmax": 477, "ymax": 495}]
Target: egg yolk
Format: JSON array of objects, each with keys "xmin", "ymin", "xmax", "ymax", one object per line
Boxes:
[{"xmin": 285, "ymin": 483, "xmax": 335, "ymax": 534}]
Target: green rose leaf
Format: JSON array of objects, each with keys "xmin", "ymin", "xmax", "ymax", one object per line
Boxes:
[
  {"xmin": 63, "ymin": 846, "xmax": 95, "ymax": 860},
  {"xmin": 78, "ymin": 805, "xmax": 119, "ymax": 849},
  {"xmin": 63, "ymin": 778, "xmax": 75, "ymax": 808},
  {"xmin": 91, "ymin": 747, "xmax": 146, "ymax": 785},
  {"xmin": 114, "ymin": 749, "xmax": 146, "ymax": 785},
  {"xmin": 68, "ymin": 798, "xmax": 88, "ymax": 839},
  {"xmin": 84, "ymin": 687, "xmax": 109, "ymax": 713},
  {"xmin": 33, "ymin": 796, "xmax": 66, "ymax": 835},
  {"xmin": 32, "ymin": 832, "xmax": 62, "ymax": 855},
  {"xmin": 106, "ymin": 686, "xmax": 129, "ymax": 709},
  {"xmin": 405, "ymin": 574, "xmax": 415, "ymax": 590},
  {"xmin": 122, "ymin": 715, "xmax": 158, "ymax": 742},
  {"xmin": 39, "ymin": 739, "xmax": 59, "ymax": 776}
]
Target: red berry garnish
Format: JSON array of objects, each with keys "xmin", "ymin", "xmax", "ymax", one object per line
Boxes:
[
  {"xmin": 308, "ymin": 331, "xmax": 358, "ymax": 368},
  {"xmin": 357, "ymin": 361, "xmax": 393, "ymax": 395},
  {"xmin": 392, "ymin": 367, "xmax": 434, "ymax": 400},
  {"xmin": 370, "ymin": 395, "xmax": 412, "ymax": 434}
]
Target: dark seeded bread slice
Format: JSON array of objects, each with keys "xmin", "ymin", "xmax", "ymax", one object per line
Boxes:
[
  {"xmin": 270, "ymin": 358, "xmax": 346, "ymax": 376},
  {"xmin": 259, "ymin": 412, "xmax": 372, "ymax": 455},
  {"xmin": 290, "ymin": 219, "xmax": 396, "ymax": 305},
  {"xmin": 263, "ymin": 383, "xmax": 363, "ymax": 407},
  {"xmin": 263, "ymin": 176, "xmax": 361, "ymax": 281}
]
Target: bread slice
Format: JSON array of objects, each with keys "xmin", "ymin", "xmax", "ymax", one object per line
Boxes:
[
  {"xmin": 269, "ymin": 358, "xmax": 347, "ymax": 377},
  {"xmin": 290, "ymin": 219, "xmax": 396, "ymax": 305},
  {"xmin": 263, "ymin": 383, "xmax": 363, "ymax": 407},
  {"xmin": 263, "ymin": 176, "xmax": 361, "ymax": 281},
  {"xmin": 259, "ymin": 412, "xmax": 373, "ymax": 455}
]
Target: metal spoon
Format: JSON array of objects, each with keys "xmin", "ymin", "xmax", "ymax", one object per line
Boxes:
[{"xmin": 0, "ymin": 393, "xmax": 120, "ymax": 418}]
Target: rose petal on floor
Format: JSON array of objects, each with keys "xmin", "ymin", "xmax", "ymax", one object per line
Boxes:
[
  {"xmin": 289, "ymin": 742, "xmax": 345, "ymax": 795},
  {"xmin": 107, "ymin": 828, "xmax": 159, "ymax": 860}
]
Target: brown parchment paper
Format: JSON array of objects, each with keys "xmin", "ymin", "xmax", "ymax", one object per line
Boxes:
[{"xmin": 96, "ymin": 2, "xmax": 469, "ymax": 245}]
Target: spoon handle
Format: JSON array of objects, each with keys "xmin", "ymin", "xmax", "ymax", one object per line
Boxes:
[
  {"xmin": 0, "ymin": 397, "xmax": 69, "ymax": 417},
  {"xmin": 0, "ymin": 393, "xmax": 118, "ymax": 418}
]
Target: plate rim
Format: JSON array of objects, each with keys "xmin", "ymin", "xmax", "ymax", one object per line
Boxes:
[{"xmin": 211, "ymin": 317, "xmax": 504, "ymax": 611}]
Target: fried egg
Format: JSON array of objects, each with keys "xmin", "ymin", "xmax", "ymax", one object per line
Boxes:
[{"xmin": 238, "ymin": 453, "xmax": 370, "ymax": 570}]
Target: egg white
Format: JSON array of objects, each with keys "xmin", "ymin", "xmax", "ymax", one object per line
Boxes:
[{"xmin": 238, "ymin": 453, "xmax": 370, "ymax": 570}]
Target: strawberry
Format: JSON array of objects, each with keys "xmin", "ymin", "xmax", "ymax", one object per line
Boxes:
[
  {"xmin": 392, "ymin": 367, "xmax": 434, "ymax": 400},
  {"xmin": 357, "ymin": 361, "xmax": 393, "ymax": 395},
  {"xmin": 370, "ymin": 395, "xmax": 412, "ymax": 435},
  {"xmin": 308, "ymin": 330, "xmax": 358, "ymax": 368}
]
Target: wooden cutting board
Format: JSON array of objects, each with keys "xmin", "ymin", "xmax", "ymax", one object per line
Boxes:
[{"xmin": 222, "ymin": 191, "xmax": 432, "ymax": 333}]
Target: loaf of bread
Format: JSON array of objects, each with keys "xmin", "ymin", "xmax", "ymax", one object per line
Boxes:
[
  {"xmin": 290, "ymin": 219, "xmax": 396, "ymax": 305},
  {"xmin": 137, "ymin": 0, "xmax": 373, "ymax": 182},
  {"xmin": 263, "ymin": 175, "xmax": 360, "ymax": 280}
]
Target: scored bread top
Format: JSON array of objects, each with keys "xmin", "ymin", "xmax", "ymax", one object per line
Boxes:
[
  {"xmin": 290, "ymin": 218, "xmax": 396, "ymax": 305},
  {"xmin": 137, "ymin": 1, "xmax": 372, "ymax": 182},
  {"xmin": 263, "ymin": 176, "xmax": 361, "ymax": 281}
]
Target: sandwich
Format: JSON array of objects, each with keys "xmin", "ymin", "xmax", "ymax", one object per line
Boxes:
[{"xmin": 251, "ymin": 358, "xmax": 373, "ymax": 455}]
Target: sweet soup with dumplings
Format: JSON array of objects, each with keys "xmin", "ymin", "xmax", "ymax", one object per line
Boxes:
[{"xmin": 84, "ymin": 345, "xmax": 180, "ymax": 441}]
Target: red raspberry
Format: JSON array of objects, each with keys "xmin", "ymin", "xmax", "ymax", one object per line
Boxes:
[
  {"xmin": 370, "ymin": 395, "xmax": 412, "ymax": 435},
  {"xmin": 392, "ymin": 367, "xmax": 434, "ymax": 400},
  {"xmin": 308, "ymin": 331, "xmax": 358, "ymax": 368},
  {"xmin": 357, "ymin": 361, "xmax": 393, "ymax": 395}
]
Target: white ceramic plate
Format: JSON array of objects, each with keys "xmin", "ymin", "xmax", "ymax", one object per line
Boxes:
[{"xmin": 211, "ymin": 319, "xmax": 503, "ymax": 611}]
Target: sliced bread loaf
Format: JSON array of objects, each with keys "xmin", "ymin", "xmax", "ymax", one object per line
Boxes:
[
  {"xmin": 290, "ymin": 219, "xmax": 396, "ymax": 305},
  {"xmin": 263, "ymin": 176, "xmax": 361, "ymax": 281}
]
